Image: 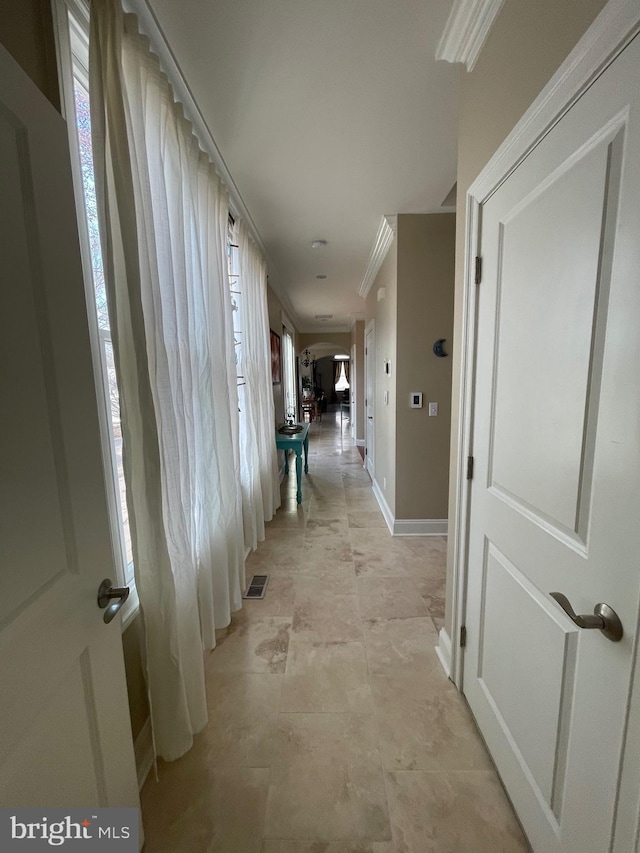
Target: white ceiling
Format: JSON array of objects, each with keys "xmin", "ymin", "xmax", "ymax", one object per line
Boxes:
[{"xmin": 146, "ymin": 0, "xmax": 459, "ymax": 332}]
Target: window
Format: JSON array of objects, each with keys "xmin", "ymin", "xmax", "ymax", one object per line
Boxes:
[
  {"xmin": 227, "ymin": 214, "xmax": 244, "ymax": 393},
  {"xmin": 282, "ymin": 326, "xmax": 297, "ymax": 421},
  {"xmin": 58, "ymin": 0, "xmax": 136, "ymax": 616}
]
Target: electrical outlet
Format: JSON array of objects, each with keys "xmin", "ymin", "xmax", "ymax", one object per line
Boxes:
[{"xmin": 428, "ymin": 402, "xmax": 438, "ymax": 417}]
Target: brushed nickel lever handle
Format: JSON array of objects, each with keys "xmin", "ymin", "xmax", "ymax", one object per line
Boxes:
[
  {"xmin": 97, "ymin": 578, "xmax": 130, "ymax": 624},
  {"xmin": 550, "ymin": 592, "xmax": 623, "ymax": 642}
]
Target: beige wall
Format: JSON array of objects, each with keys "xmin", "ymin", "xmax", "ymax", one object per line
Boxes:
[
  {"xmin": 0, "ymin": 0, "xmax": 60, "ymax": 110},
  {"xmin": 351, "ymin": 320, "xmax": 365, "ymax": 443},
  {"xmin": 396, "ymin": 214, "xmax": 455, "ymax": 520},
  {"xmin": 445, "ymin": 0, "xmax": 608, "ymax": 633},
  {"xmin": 365, "ymin": 240, "xmax": 398, "ymax": 513}
]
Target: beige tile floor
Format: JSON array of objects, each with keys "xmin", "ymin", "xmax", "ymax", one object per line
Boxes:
[{"xmin": 141, "ymin": 412, "xmax": 530, "ymax": 852}]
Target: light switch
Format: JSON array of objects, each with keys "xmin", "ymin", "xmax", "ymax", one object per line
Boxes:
[
  {"xmin": 384, "ymin": 391, "xmax": 389, "ymax": 405},
  {"xmin": 410, "ymin": 393, "xmax": 423, "ymax": 409},
  {"xmin": 428, "ymin": 402, "xmax": 438, "ymax": 417}
]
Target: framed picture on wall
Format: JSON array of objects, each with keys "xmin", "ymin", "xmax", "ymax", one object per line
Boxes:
[{"xmin": 270, "ymin": 329, "xmax": 281, "ymax": 384}]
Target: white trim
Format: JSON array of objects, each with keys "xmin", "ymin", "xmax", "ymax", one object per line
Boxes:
[
  {"xmin": 121, "ymin": 0, "xmax": 302, "ymax": 332},
  {"xmin": 449, "ymin": 190, "xmax": 480, "ymax": 690},
  {"xmin": 372, "ymin": 479, "xmax": 394, "ymax": 533},
  {"xmin": 358, "ymin": 215, "xmax": 397, "ymax": 299},
  {"xmin": 355, "ymin": 438, "xmax": 365, "ymax": 447},
  {"xmin": 393, "ymin": 519, "xmax": 448, "ymax": 537},
  {"xmin": 134, "ymin": 717, "xmax": 154, "ymax": 791},
  {"xmin": 436, "ymin": 0, "xmax": 505, "ymax": 71},
  {"xmin": 372, "ymin": 480, "xmax": 448, "ymax": 536},
  {"xmin": 281, "ymin": 312, "xmax": 295, "ymax": 334},
  {"xmin": 450, "ymin": 0, "xmax": 640, "ymax": 695},
  {"xmin": 435, "ymin": 628, "xmax": 452, "ymax": 679}
]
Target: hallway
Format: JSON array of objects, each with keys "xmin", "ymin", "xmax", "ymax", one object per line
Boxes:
[{"xmin": 140, "ymin": 413, "xmax": 529, "ymax": 851}]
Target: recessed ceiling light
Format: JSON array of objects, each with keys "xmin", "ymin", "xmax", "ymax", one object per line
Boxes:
[
  {"xmin": 311, "ymin": 240, "xmax": 327, "ymax": 249},
  {"xmin": 316, "ymin": 274, "xmax": 327, "ymax": 280}
]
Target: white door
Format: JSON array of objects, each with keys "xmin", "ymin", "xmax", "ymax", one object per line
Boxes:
[
  {"xmin": 463, "ymin": 33, "xmax": 640, "ymax": 853},
  {"xmin": 0, "ymin": 46, "xmax": 139, "ymax": 809},
  {"xmin": 364, "ymin": 322, "xmax": 375, "ymax": 476},
  {"xmin": 350, "ymin": 344, "xmax": 356, "ymax": 440}
]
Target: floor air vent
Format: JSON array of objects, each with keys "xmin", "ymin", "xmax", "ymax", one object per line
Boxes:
[{"xmin": 243, "ymin": 574, "xmax": 269, "ymax": 599}]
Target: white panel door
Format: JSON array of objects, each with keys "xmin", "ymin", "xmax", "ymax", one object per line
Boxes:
[
  {"xmin": 464, "ymin": 34, "xmax": 640, "ymax": 853},
  {"xmin": 365, "ymin": 323, "xmax": 375, "ymax": 477},
  {"xmin": 0, "ymin": 46, "xmax": 139, "ymax": 809},
  {"xmin": 350, "ymin": 344, "xmax": 356, "ymax": 439}
]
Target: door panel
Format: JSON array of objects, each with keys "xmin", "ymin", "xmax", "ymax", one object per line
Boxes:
[
  {"xmin": 464, "ymin": 34, "xmax": 640, "ymax": 853},
  {"xmin": 365, "ymin": 324, "xmax": 375, "ymax": 477},
  {"xmin": 478, "ymin": 543, "xmax": 578, "ymax": 811},
  {"xmin": 0, "ymin": 45, "xmax": 139, "ymax": 810},
  {"xmin": 489, "ymin": 135, "xmax": 617, "ymax": 541}
]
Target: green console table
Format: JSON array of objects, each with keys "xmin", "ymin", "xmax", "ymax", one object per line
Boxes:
[{"xmin": 275, "ymin": 423, "xmax": 310, "ymax": 504}]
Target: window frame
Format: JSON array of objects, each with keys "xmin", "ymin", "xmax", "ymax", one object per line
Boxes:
[
  {"xmin": 52, "ymin": 0, "xmax": 139, "ymax": 626},
  {"xmin": 281, "ymin": 320, "xmax": 297, "ymax": 422}
]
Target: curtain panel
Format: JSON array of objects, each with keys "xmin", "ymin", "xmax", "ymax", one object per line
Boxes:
[
  {"xmin": 90, "ymin": 0, "xmax": 245, "ymax": 761},
  {"xmin": 237, "ymin": 221, "xmax": 281, "ymax": 550}
]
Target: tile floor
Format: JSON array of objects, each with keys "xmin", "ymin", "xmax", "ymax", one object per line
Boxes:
[{"xmin": 141, "ymin": 412, "xmax": 530, "ymax": 852}]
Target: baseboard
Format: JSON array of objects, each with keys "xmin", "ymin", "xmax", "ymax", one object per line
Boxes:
[
  {"xmin": 435, "ymin": 627, "xmax": 452, "ymax": 679},
  {"xmin": 134, "ymin": 717, "xmax": 154, "ymax": 791},
  {"xmin": 355, "ymin": 438, "xmax": 365, "ymax": 447},
  {"xmin": 393, "ymin": 518, "xmax": 448, "ymax": 536},
  {"xmin": 372, "ymin": 480, "xmax": 449, "ymax": 536},
  {"xmin": 371, "ymin": 478, "xmax": 394, "ymax": 534}
]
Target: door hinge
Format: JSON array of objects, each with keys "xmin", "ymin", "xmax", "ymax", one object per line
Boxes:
[
  {"xmin": 365, "ymin": 347, "xmax": 368, "ymax": 355},
  {"xmin": 466, "ymin": 455, "xmax": 474, "ymax": 480},
  {"xmin": 475, "ymin": 256, "xmax": 482, "ymax": 285},
  {"xmin": 460, "ymin": 626, "xmax": 467, "ymax": 648},
  {"xmin": 365, "ymin": 447, "xmax": 367, "ymax": 455}
]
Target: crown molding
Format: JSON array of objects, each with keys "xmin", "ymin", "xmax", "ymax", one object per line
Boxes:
[
  {"xmin": 358, "ymin": 215, "xmax": 397, "ymax": 300},
  {"xmin": 436, "ymin": 0, "xmax": 505, "ymax": 71}
]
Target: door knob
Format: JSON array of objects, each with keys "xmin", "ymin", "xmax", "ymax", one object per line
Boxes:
[
  {"xmin": 549, "ymin": 592, "xmax": 623, "ymax": 642},
  {"xmin": 97, "ymin": 578, "xmax": 130, "ymax": 624}
]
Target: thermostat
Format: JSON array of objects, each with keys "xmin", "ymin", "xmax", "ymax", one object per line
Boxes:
[{"xmin": 410, "ymin": 392, "xmax": 423, "ymax": 408}]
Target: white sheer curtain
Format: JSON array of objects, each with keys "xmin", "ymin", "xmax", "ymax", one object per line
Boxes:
[
  {"xmin": 90, "ymin": 1, "xmax": 245, "ymax": 761},
  {"xmin": 237, "ymin": 221, "xmax": 281, "ymax": 550}
]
